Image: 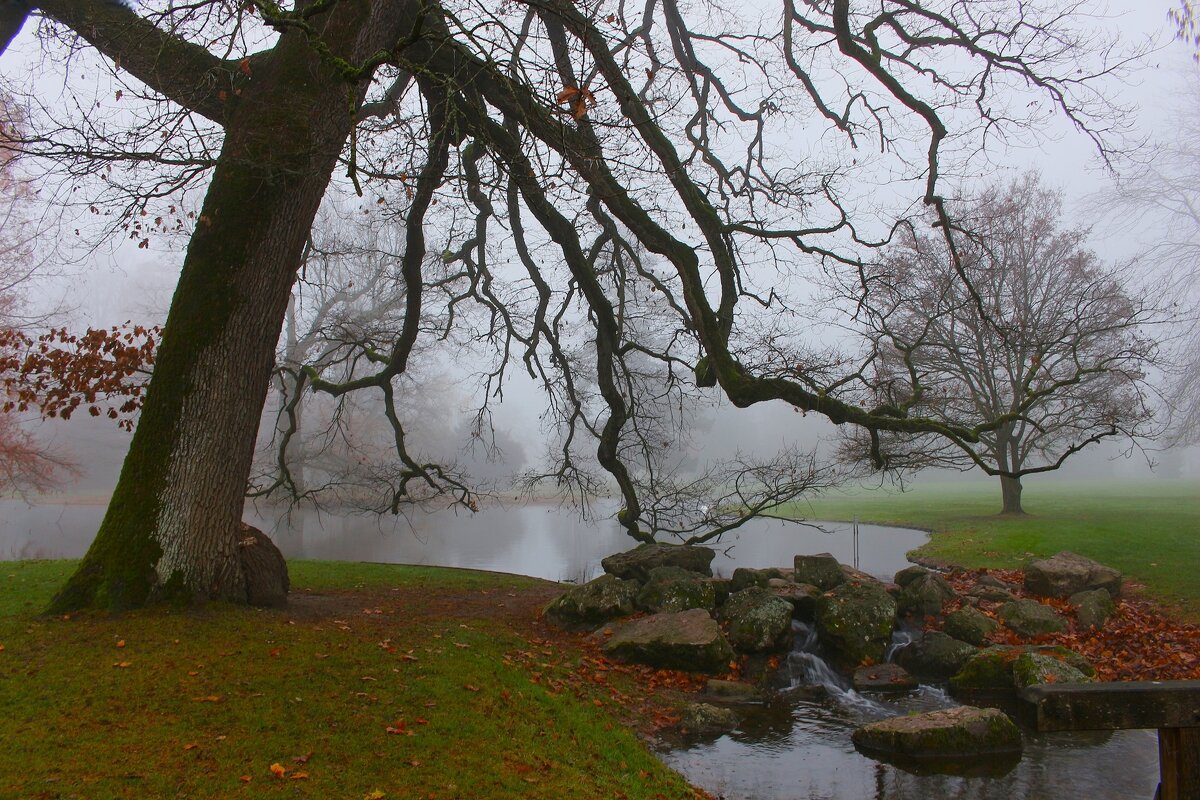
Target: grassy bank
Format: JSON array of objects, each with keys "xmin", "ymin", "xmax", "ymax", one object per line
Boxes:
[
  {"xmin": 0, "ymin": 560, "xmax": 702, "ymax": 800},
  {"xmin": 788, "ymin": 479, "xmax": 1200, "ymax": 619}
]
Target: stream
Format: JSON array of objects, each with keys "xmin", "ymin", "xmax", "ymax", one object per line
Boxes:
[{"xmin": 0, "ymin": 497, "xmax": 1162, "ymax": 798}]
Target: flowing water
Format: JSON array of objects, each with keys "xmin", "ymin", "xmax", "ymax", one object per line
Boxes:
[
  {"xmin": 0, "ymin": 497, "xmax": 1161, "ymax": 798},
  {"xmin": 660, "ymin": 622, "xmax": 1159, "ymax": 800}
]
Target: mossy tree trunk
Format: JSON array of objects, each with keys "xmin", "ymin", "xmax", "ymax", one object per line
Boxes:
[{"xmin": 47, "ymin": 0, "xmax": 421, "ymax": 611}]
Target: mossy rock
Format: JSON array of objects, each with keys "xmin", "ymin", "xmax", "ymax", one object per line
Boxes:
[
  {"xmin": 895, "ymin": 631, "xmax": 979, "ymax": 679},
  {"xmin": 814, "ymin": 580, "xmax": 897, "ymax": 668},
  {"xmin": 1069, "ymin": 588, "xmax": 1116, "ymax": 631},
  {"xmin": 1011, "ymin": 652, "xmax": 1093, "ymax": 689},
  {"xmin": 852, "ymin": 706, "xmax": 1022, "ymax": 761},
  {"xmin": 729, "ymin": 567, "xmax": 791, "ymax": 593},
  {"xmin": 543, "ymin": 574, "xmax": 640, "ymax": 627},
  {"xmin": 794, "ymin": 553, "xmax": 847, "ymax": 590},
  {"xmin": 950, "ymin": 645, "xmax": 1095, "ymax": 698},
  {"xmin": 720, "ymin": 587, "xmax": 795, "ymax": 653},
  {"xmin": 943, "ymin": 606, "xmax": 1000, "ymax": 646},
  {"xmin": 601, "ymin": 543, "xmax": 715, "ymax": 583},
  {"xmin": 999, "ymin": 599, "xmax": 1069, "ymax": 637},
  {"xmin": 636, "ymin": 566, "xmax": 717, "ymax": 614},
  {"xmin": 896, "ymin": 572, "xmax": 958, "ymax": 618},
  {"xmin": 603, "ymin": 608, "xmax": 735, "ymax": 673},
  {"xmin": 680, "ymin": 702, "xmax": 739, "ymax": 735}
]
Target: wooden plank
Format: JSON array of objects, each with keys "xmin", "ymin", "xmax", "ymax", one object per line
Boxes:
[
  {"xmin": 1157, "ymin": 727, "xmax": 1200, "ymax": 800},
  {"xmin": 1018, "ymin": 680, "xmax": 1200, "ymax": 732}
]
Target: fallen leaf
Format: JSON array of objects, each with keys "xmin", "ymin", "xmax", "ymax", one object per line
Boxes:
[
  {"xmin": 183, "ymin": 743, "xmax": 199, "ymax": 751},
  {"xmin": 463, "ymin": 684, "xmax": 481, "ymax": 692},
  {"xmin": 116, "ymin": 640, "xmax": 126, "ymax": 648},
  {"xmin": 239, "ymin": 775, "xmax": 251, "ymax": 783},
  {"xmin": 292, "ymin": 752, "xmax": 313, "ymax": 765},
  {"xmin": 269, "ymin": 763, "xmax": 287, "ymax": 778},
  {"xmin": 289, "ymin": 772, "xmax": 309, "ymax": 780},
  {"xmin": 364, "ymin": 791, "xmax": 386, "ymax": 800},
  {"xmin": 192, "ymin": 695, "xmax": 224, "ymax": 703},
  {"xmin": 112, "ymin": 661, "xmax": 132, "ymax": 668}
]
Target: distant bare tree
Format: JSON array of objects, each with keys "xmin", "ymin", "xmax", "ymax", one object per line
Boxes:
[
  {"xmin": 0, "ymin": 0, "xmax": 1150, "ymax": 609},
  {"xmin": 1095, "ymin": 68, "xmax": 1200, "ymax": 444},
  {"xmin": 843, "ymin": 173, "xmax": 1162, "ymax": 514}
]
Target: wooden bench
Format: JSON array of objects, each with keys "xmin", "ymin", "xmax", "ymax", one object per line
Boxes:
[{"xmin": 1019, "ymin": 680, "xmax": 1200, "ymax": 800}]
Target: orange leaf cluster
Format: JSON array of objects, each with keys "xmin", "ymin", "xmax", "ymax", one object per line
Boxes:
[
  {"xmin": 0, "ymin": 323, "xmax": 158, "ymax": 431},
  {"xmin": 556, "ymin": 85, "xmax": 596, "ymax": 120}
]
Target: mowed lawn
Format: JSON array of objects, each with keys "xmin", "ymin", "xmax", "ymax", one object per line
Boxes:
[
  {"xmin": 0, "ymin": 560, "xmax": 703, "ymax": 800},
  {"xmin": 789, "ymin": 479, "xmax": 1200, "ymax": 620}
]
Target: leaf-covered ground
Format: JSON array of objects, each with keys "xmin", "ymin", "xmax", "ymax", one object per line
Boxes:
[
  {"xmin": 0, "ymin": 560, "xmax": 710, "ymax": 800},
  {"xmin": 940, "ymin": 568, "xmax": 1200, "ymax": 681}
]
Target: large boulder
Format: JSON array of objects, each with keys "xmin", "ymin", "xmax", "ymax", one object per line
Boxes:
[
  {"xmin": 680, "ymin": 703, "xmax": 740, "ymax": 735},
  {"xmin": 1070, "ymin": 588, "xmax": 1116, "ymax": 630},
  {"xmin": 794, "ymin": 553, "xmax": 846, "ymax": 590},
  {"xmin": 814, "ymin": 580, "xmax": 897, "ymax": 668},
  {"xmin": 943, "ymin": 606, "xmax": 1000, "ymax": 646},
  {"xmin": 771, "ymin": 582, "xmax": 823, "ymax": 621},
  {"xmin": 1024, "ymin": 551, "xmax": 1122, "ymax": 598},
  {"xmin": 852, "ymin": 706, "xmax": 1022, "ymax": 760},
  {"xmin": 601, "ymin": 543, "xmax": 715, "ymax": 583},
  {"xmin": 603, "ymin": 608, "xmax": 735, "ymax": 673},
  {"xmin": 543, "ymin": 574, "xmax": 640, "ymax": 626},
  {"xmin": 999, "ymin": 599, "xmax": 1069, "ymax": 637},
  {"xmin": 895, "ymin": 631, "xmax": 978, "ymax": 679},
  {"xmin": 719, "ymin": 587, "xmax": 794, "ymax": 653},
  {"xmin": 852, "ymin": 663, "xmax": 918, "ymax": 693},
  {"xmin": 1011, "ymin": 652, "xmax": 1093, "ymax": 689},
  {"xmin": 636, "ymin": 566, "xmax": 717, "ymax": 614},
  {"xmin": 237, "ymin": 523, "xmax": 289, "ymax": 608},
  {"xmin": 949, "ymin": 645, "xmax": 1095, "ymax": 699},
  {"xmin": 729, "ymin": 567, "xmax": 791, "ymax": 593},
  {"xmin": 893, "ymin": 565, "xmax": 930, "ymax": 587},
  {"xmin": 895, "ymin": 572, "xmax": 958, "ymax": 618}
]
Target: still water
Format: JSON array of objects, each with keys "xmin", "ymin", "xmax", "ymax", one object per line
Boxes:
[
  {"xmin": 0, "ymin": 497, "xmax": 1160, "ymax": 799},
  {"xmin": 0, "ymin": 497, "xmax": 923, "ymax": 582}
]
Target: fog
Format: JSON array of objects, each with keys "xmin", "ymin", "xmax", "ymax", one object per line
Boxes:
[{"xmin": 5, "ymin": 0, "xmax": 1200, "ymax": 513}]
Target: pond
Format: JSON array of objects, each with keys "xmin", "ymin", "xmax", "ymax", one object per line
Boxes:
[
  {"xmin": 0, "ymin": 497, "xmax": 1161, "ymax": 799},
  {"xmin": 0, "ymin": 497, "xmax": 923, "ymax": 583}
]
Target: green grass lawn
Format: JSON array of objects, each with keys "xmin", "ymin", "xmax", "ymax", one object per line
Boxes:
[
  {"xmin": 0, "ymin": 561, "xmax": 702, "ymax": 800},
  {"xmin": 786, "ymin": 479, "xmax": 1200, "ymax": 619}
]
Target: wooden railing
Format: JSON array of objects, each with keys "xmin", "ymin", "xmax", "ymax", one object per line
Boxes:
[{"xmin": 1019, "ymin": 680, "xmax": 1200, "ymax": 800}]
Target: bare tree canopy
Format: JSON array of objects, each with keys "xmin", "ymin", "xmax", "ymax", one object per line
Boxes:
[
  {"xmin": 840, "ymin": 172, "xmax": 1162, "ymax": 513},
  {"xmin": 0, "ymin": 0, "xmax": 1148, "ymax": 609},
  {"xmin": 1094, "ymin": 68, "xmax": 1200, "ymax": 445}
]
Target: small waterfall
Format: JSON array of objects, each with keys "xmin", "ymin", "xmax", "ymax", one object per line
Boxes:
[
  {"xmin": 784, "ymin": 622, "xmax": 884, "ymax": 713},
  {"xmin": 884, "ymin": 626, "xmax": 917, "ymax": 663}
]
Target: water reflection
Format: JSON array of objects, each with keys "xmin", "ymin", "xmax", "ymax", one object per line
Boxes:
[
  {"xmin": 0, "ymin": 498, "xmax": 926, "ymax": 583},
  {"xmin": 663, "ymin": 701, "xmax": 1157, "ymax": 800}
]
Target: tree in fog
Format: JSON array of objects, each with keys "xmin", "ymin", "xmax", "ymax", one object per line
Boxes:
[
  {"xmin": 0, "ymin": 0, "xmax": 1147, "ymax": 609},
  {"xmin": 842, "ymin": 173, "xmax": 1161, "ymax": 513},
  {"xmin": 1096, "ymin": 67, "xmax": 1200, "ymax": 445}
]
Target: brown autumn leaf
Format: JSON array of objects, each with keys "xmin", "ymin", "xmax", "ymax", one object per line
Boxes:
[
  {"xmin": 463, "ymin": 683, "xmax": 481, "ymax": 692},
  {"xmin": 269, "ymin": 763, "xmax": 287, "ymax": 779},
  {"xmin": 192, "ymin": 695, "xmax": 224, "ymax": 703},
  {"xmin": 289, "ymin": 772, "xmax": 309, "ymax": 780},
  {"xmin": 183, "ymin": 743, "xmax": 199, "ymax": 751},
  {"xmin": 239, "ymin": 775, "xmax": 251, "ymax": 783},
  {"xmin": 112, "ymin": 661, "xmax": 131, "ymax": 668},
  {"xmin": 292, "ymin": 752, "xmax": 313, "ymax": 765}
]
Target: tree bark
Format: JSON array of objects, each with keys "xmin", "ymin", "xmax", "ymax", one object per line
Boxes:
[
  {"xmin": 49, "ymin": 1, "xmax": 420, "ymax": 611},
  {"xmin": 1000, "ymin": 475, "xmax": 1025, "ymax": 515}
]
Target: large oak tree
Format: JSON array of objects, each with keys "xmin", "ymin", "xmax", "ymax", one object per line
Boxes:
[{"xmin": 0, "ymin": 0, "xmax": 1143, "ymax": 609}]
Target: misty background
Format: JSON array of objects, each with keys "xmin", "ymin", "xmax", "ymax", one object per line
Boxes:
[{"xmin": 5, "ymin": 0, "xmax": 1200, "ymax": 512}]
